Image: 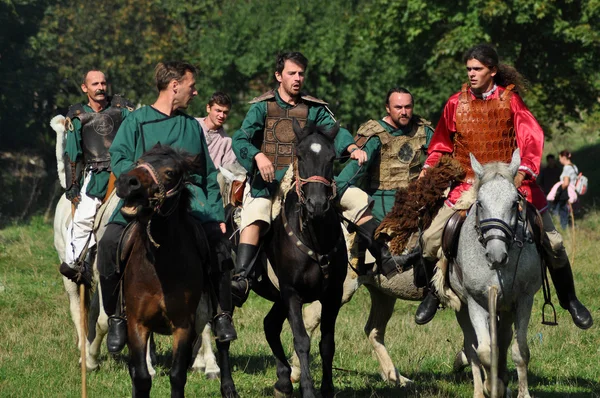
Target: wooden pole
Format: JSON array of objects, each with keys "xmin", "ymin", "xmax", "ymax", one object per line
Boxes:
[
  {"xmin": 80, "ymin": 284, "xmax": 87, "ymax": 398},
  {"xmin": 568, "ymin": 203, "xmax": 575, "ymax": 266}
]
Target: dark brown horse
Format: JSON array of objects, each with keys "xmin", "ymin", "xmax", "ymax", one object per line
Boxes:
[
  {"xmin": 116, "ymin": 144, "xmax": 237, "ymax": 398},
  {"xmin": 251, "ymin": 120, "xmax": 348, "ymax": 398}
]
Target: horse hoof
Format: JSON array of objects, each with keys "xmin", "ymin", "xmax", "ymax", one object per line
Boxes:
[
  {"xmin": 205, "ymin": 371, "xmax": 220, "ymax": 380},
  {"xmin": 274, "ymin": 388, "xmax": 293, "ymax": 398}
]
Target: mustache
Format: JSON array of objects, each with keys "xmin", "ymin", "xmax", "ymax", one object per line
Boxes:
[{"xmin": 94, "ymin": 90, "xmax": 106, "ymax": 95}]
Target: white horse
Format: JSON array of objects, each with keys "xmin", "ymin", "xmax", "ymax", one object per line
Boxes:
[
  {"xmin": 52, "ymin": 116, "xmax": 220, "ymax": 377},
  {"xmin": 447, "ymin": 150, "xmax": 541, "ymax": 398},
  {"xmin": 290, "ymin": 229, "xmax": 424, "ymax": 386}
]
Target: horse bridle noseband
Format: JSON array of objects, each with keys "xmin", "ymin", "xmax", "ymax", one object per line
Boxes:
[
  {"xmin": 134, "ymin": 161, "xmax": 185, "ymax": 248},
  {"xmin": 292, "ymin": 158, "xmax": 337, "ymax": 205},
  {"xmin": 474, "ymin": 195, "xmax": 527, "ymax": 249}
]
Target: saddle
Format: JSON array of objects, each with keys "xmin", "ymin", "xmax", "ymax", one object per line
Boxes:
[{"xmin": 441, "ymin": 210, "xmax": 467, "ymax": 261}]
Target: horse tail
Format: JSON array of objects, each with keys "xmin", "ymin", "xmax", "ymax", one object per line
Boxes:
[
  {"xmin": 489, "ymin": 285, "xmax": 499, "ymax": 398},
  {"xmin": 51, "ymin": 115, "xmax": 67, "ymax": 188}
]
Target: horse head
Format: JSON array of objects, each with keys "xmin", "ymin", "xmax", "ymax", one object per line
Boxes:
[
  {"xmin": 117, "ymin": 143, "xmax": 195, "ymax": 220},
  {"xmin": 471, "ymin": 149, "xmax": 521, "ymax": 269},
  {"xmin": 292, "ymin": 118, "xmax": 338, "ymax": 220}
]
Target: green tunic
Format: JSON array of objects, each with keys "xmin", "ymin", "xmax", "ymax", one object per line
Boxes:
[
  {"xmin": 336, "ymin": 119, "xmax": 434, "ymax": 222},
  {"xmin": 108, "ymin": 105, "xmax": 224, "ymax": 226},
  {"xmin": 231, "ymin": 90, "xmax": 355, "ymax": 198},
  {"xmin": 65, "ymin": 104, "xmax": 131, "ymax": 199}
]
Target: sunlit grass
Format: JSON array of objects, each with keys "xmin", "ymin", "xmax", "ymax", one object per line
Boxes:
[{"xmin": 1, "ymin": 216, "xmax": 599, "ymax": 397}]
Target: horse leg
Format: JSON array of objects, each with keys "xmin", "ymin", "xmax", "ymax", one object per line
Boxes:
[
  {"xmin": 457, "ymin": 298, "xmax": 491, "ymax": 398},
  {"xmin": 127, "ymin": 321, "xmax": 152, "ymax": 398},
  {"xmin": 290, "ymin": 300, "xmax": 321, "ymax": 384},
  {"xmin": 285, "ymin": 292, "xmax": 318, "ymax": 398},
  {"xmin": 192, "ymin": 323, "xmax": 221, "ymax": 379},
  {"xmin": 363, "ymin": 284, "xmax": 411, "ymax": 386},
  {"xmin": 497, "ymin": 313, "xmax": 514, "ymax": 394},
  {"xmin": 63, "ymin": 277, "xmax": 83, "ymax": 350},
  {"xmin": 170, "ymin": 326, "xmax": 196, "ymax": 398},
  {"xmin": 290, "ymin": 272, "xmax": 359, "ymax": 383},
  {"xmin": 85, "ymin": 287, "xmax": 106, "ymax": 371},
  {"xmin": 146, "ymin": 334, "xmax": 156, "ymax": 378},
  {"xmin": 319, "ymin": 288, "xmax": 344, "ymax": 398},
  {"xmin": 216, "ymin": 339, "xmax": 238, "ymax": 398},
  {"xmin": 264, "ymin": 300, "xmax": 294, "ymax": 397},
  {"xmin": 512, "ymin": 295, "xmax": 534, "ymax": 398}
]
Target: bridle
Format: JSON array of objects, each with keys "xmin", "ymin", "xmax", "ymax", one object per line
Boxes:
[
  {"xmin": 292, "ymin": 157, "xmax": 337, "ymax": 205},
  {"xmin": 474, "ymin": 197, "xmax": 524, "ymax": 249},
  {"xmin": 134, "ymin": 161, "xmax": 185, "ymax": 248}
]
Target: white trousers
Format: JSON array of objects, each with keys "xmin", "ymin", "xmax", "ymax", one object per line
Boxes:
[{"xmin": 65, "ymin": 171, "xmax": 102, "ymax": 266}]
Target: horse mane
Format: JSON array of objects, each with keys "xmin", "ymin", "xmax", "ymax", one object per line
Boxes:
[{"xmin": 473, "ymin": 161, "xmax": 514, "ymax": 192}]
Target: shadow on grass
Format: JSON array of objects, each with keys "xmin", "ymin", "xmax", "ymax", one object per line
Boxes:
[{"xmin": 231, "ymin": 353, "xmax": 278, "ymax": 375}]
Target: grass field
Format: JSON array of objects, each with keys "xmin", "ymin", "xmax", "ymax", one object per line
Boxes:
[{"xmin": 1, "ymin": 214, "xmax": 599, "ymax": 397}]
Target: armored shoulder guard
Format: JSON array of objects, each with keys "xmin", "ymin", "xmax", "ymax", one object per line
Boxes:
[
  {"xmin": 300, "ymin": 93, "xmax": 328, "ymax": 106},
  {"xmin": 249, "ymin": 90, "xmax": 276, "ymax": 104},
  {"xmin": 110, "ymin": 94, "xmax": 135, "ymax": 111},
  {"xmin": 66, "ymin": 103, "xmax": 86, "ymax": 120},
  {"xmin": 413, "ymin": 115, "xmax": 432, "ymax": 127}
]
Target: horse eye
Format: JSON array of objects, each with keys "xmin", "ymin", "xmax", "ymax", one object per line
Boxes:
[{"xmin": 164, "ymin": 170, "xmax": 175, "ymax": 178}]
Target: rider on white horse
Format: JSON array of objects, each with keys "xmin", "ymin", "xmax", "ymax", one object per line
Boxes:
[
  {"xmin": 59, "ymin": 69, "xmax": 133, "ymax": 286},
  {"xmin": 415, "ymin": 44, "xmax": 593, "ymax": 330}
]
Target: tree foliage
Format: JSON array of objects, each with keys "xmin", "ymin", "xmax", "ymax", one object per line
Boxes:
[{"xmin": 2, "ymin": 0, "xmax": 599, "ymax": 155}]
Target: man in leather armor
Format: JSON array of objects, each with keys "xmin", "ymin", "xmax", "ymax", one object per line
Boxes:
[
  {"xmin": 230, "ymin": 52, "xmax": 414, "ymax": 307},
  {"xmin": 414, "ymin": 44, "xmax": 592, "ymax": 330},
  {"xmin": 97, "ymin": 61, "xmax": 237, "ymax": 353},
  {"xmin": 338, "ymin": 87, "xmax": 433, "ymax": 277},
  {"xmin": 60, "ymin": 70, "xmax": 132, "ymax": 286}
]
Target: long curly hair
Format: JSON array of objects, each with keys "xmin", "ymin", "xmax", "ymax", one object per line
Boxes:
[{"xmin": 463, "ymin": 44, "xmax": 529, "ymax": 94}]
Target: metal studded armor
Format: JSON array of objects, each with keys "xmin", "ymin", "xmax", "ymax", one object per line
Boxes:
[
  {"xmin": 249, "ymin": 90, "xmax": 328, "ymax": 171},
  {"xmin": 66, "ymin": 95, "xmax": 132, "ymax": 171},
  {"xmin": 356, "ymin": 118, "xmax": 429, "ymax": 190},
  {"xmin": 454, "ymin": 84, "xmax": 517, "ymax": 180}
]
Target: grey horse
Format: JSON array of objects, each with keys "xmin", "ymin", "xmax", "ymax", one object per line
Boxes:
[{"xmin": 449, "ymin": 150, "xmax": 541, "ymax": 398}]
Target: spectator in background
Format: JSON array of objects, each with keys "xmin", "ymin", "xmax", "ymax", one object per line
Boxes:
[
  {"xmin": 550, "ymin": 150, "xmax": 580, "ymax": 229},
  {"xmin": 196, "ymin": 92, "xmax": 237, "ymax": 169},
  {"xmin": 537, "ymin": 154, "xmax": 562, "ymax": 195}
]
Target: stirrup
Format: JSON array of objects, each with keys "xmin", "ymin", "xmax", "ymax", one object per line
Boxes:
[{"xmin": 541, "ymin": 301, "xmax": 558, "ymax": 326}]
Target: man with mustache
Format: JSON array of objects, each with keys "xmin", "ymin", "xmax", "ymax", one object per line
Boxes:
[
  {"xmin": 414, "ymin": 44, "xmax": 592, "ymax": 330},
  {"xmin": 338, "ymin": 87, "xmax": 433, "ymax": 277},
  {"xmin": 230, "ymin": 52, "xmax": 414, "ymax": 307},
  {"xmin": 60, "ymin": 69, "xmax": 133, "ymax": 287},
  {"xmin": 97, "ymin": 62, "xmax": 237, "ymax": 353}
]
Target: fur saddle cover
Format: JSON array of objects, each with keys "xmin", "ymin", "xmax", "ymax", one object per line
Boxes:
[{"xmin": 376, "ymin": 155, "xmax": 465, "ymax": 255}]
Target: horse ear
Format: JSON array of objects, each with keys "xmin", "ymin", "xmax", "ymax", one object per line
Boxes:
[
  {"xmin": 152, "ymin": 142, "xmax": 162, "ymax": 149},
  {"xmin": 323, "ymin": 122, "xmax": 340, "ymax": 141},
  {"xmin": 188, "ymin": 153, "xmax": 206, "ymax": 176},
  {"xmin": 508, "ymin": 149, "xmax": 521, "ymax": 177},
  {"xmin": 470, "ymin": 153, "xmax": 484, "ymax": 179},
  {"xmin": 292, "ymin": 118, "xmax": 310, "ymax": 143}
]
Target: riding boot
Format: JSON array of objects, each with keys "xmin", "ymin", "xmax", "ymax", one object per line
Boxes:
[
  {"xmin": 100, "ymin": 273, "xmax": 127, "ymax": 353},
  {"xmin": 357, "ymin": 219, "xmax": 421, "ymax": 279},
  {"xmin": 548, "ymin": 264, "xmax": 593, "ymax": 330},
  {"xmin": 212, "ymin": 270, "xmax": 237, "ymax": 342},
  {"xmin": 414, "ymin": 257, "xmax": 441, "ymax": 325},
  {"xmin": 231, "ymin": 243, "xmax": 259, "ymax": 307}
]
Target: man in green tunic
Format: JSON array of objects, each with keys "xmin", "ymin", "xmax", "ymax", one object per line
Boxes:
[
  {"xmin": 97, "ymin": 61, "xmax": 237, "ymax": 353},
  {"xmin": 336, "ymin": 87, "xmax": 433, "ymax": 275},
  {"xmin": 60, "ymin": 69, "xmax": 132, "ymax": 285},
  {"xmin": 230, "ymin": 52, "xmax": 413, "ymax": 306}
]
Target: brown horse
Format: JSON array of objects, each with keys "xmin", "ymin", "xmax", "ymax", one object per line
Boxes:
[{"xmin": 116, "ymin": 144, "xmax": 237, "ymax": 398}]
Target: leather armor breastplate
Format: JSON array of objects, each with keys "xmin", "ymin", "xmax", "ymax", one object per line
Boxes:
[
  {"xmin": 454, "ymin": 84, "xmax": 517, "ymax": 180},
  {"xmin": 78, "ymin": 107, "xmax": 124, "ymax": 168},
  {"xmin": 262, "ymin": 101, "xmax": 308, "ymax": 170},
  {"xmin": 369, "ymin": 123, "xmax": 427, "ymax": 190}
]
